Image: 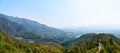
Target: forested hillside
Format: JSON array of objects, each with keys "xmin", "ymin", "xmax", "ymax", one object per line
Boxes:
[
  {"xmin": 0, "ymin": 14, "xmax": 73, "ymax": 43},
  {"xmin": 1, "ymin": 29, "xmax": 120, "ymax": 53},
  {"xmin": 0, "ymin": 31, "xmax": 63, "ymax": 53},
  {"xmin": 63, "ymin": 33, "xmax": 120, "ymax": 53}
]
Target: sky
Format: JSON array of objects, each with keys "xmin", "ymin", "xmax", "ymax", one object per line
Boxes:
[{"xmin": 0, "ymin": 0, "xmax": 120, "ymax": 28}]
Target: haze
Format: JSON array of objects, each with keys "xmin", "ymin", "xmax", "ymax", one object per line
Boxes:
[{"xmin": 0, "ymin": 0, "xmax": 120, "ymax": 28}]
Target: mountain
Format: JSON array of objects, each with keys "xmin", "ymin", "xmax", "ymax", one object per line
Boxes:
[
  {"xmin": 63, "ymin": 33, "xmax": 120, "ymax": 53},
  {"xmin": 1, "ymin": 17, "xmax": 120, "ymax": 53},
  {"xmin": 0, "ymin": 16, "xmax": 41, "ymax": 39},
  {"xmin": 1, "ymin": 14, "xmax": 120, "ymax": 53},
  {"xmin": 63, "ymin": 27, "xmax": 120, "ymax": 38},
  {"xmin": 4, "ymin": 15, "xmax": 67, "ymax": 37},
  {"xmin": 0, "ymin": 14, "xmax": 71, "ymax": 43},
  {"xmin": 0, "ymin": 30, "xmax": 63, "ymax": 53}
]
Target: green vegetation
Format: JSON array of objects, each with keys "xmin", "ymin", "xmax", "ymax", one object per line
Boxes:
[
  {"xmin": 64, "ymin": 33, "xmax": 120, "ymax": 53},
  {"xmin": 1, "ymin": 14, "xmax": 120, "ymax": 53},
  {"xmin": 0, "ymin": 31, "xmax": 63, "ymax": 53},
  {"xmin": 1, "ymin": 29, "xmax": 120, "ymax": 53},
  {"xmin": 99, "ymin": 38, "xmax": 120, "ymax": 53},
  {"xmin": 0, "ymin": 14, "xmax": 72, "ymax": 43}
]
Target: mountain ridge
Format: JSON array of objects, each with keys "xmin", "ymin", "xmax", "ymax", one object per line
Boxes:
[
  {"xmin": 0, "ymin": 14, "xmax": 72, "ymax": 43},
  {"xmin": 63, "ymin": 33, "xmax": 120, "ymax": 53}
]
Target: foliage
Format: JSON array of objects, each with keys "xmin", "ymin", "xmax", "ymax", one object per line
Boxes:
[
  {"xmin": 0, "ymin": 14, "xmax": 73, "ymax": 43},
  {"xmin": 64, "ymin": 33, "xmax": 120, "ymax": 53},
  {"xmin": 0, "ymin": 31, "xmax": 63, "ymax": 53}
]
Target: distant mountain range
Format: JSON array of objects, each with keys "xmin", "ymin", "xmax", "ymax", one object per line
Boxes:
[
  {"xmin": 0, "ymin": 14, "xmax": 74, "ymax": 43},
  {"xmin": 63, "ymin": 27, "xmax": 120, "ymax": 38}
]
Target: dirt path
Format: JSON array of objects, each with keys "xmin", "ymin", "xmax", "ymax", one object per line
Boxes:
[{"xmin": 96, "ymin": 43, "xmax": 101, "ymax": 53}]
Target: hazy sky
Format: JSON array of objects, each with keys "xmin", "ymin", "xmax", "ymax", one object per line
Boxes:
[{"xmin": 0, "ymin": 0, "xmax": 120, "ymax": 28}]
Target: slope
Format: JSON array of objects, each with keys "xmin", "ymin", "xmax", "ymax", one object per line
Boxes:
[
  {"xmin": 63, "ymin": 33, "xmax": 120, "ymax": 53},
  {"xmin": 0, "ymin": 16, "xmax": 42, "ymax": 41},
  {"xmin": 0, "ymin": 14, "xmax": 71, "ymax": 43},
  {"xmin": 0, "ymin": 30, "xmax": 63, "ymax": 53}
]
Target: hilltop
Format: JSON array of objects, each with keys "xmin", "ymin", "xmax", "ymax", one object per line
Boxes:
[{"xmin": 63, "ymin": 33, "xmax": 120, "ymax": 53}]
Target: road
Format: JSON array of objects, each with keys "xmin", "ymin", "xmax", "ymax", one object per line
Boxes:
[{"xmin": 96, "ymin": 43, "xmax": 101, "ymax": 53}]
